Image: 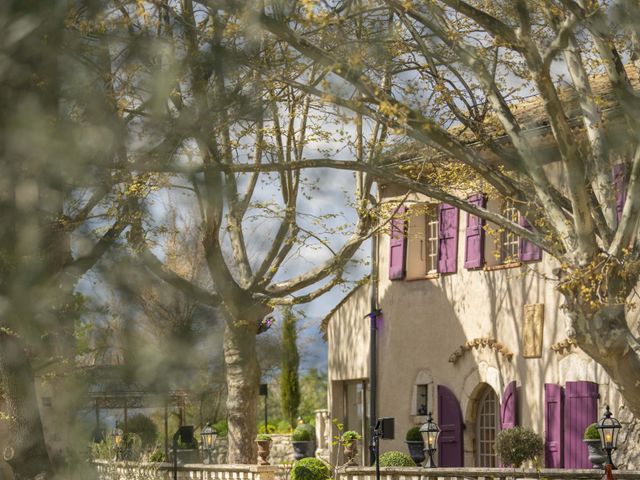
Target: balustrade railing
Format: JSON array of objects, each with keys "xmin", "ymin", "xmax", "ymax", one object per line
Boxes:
[{"xmin": 94, "ymin": 462, "xmax": 640, "ymax": 480}]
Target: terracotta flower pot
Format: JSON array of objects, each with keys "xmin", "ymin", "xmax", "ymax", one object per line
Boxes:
[
  {"xmin": 343, "ymin": 442, "xmax": 359, "ymax": 466},
  {"xmin": 256, "ymin": 440, "xmax": 272, "ymax": 465}
]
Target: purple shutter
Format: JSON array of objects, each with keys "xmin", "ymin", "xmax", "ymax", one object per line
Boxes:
[
  {"xmin": 437, "ymin": 204, "xmax": 459, "ymax": 273},
  {"xmin": 389, "ymin": 206, "xmax": 406, "ymax": 280},
  {"xmin": 464, "ymin": 193, "xmax": 486, "ymax": 269},
  {"xmin": 544, "ymin": 384, "xmax": 564, "ymax": 468},
  {"xmin": 564, "ymin": 381, "xmax": 598, "ymax": 469},
  {"xmin": 519, "ymin": 216, "xmax": 542, "ymax": 262},
  {"xmin": 500, "ymin": 381, "xmax": 518, "ymax": 430},
  {"xmin": 437, "ymin": 385, "xmax": 464, "ymax": 467},
  {"xmin": 614, "ymin": 163, "xmax": 627, "ymax": 222}
]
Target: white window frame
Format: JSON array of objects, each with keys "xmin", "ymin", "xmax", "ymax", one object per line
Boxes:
[
  {"xmin": 426, "ymin": 209, "xmax": 439, "ymax": 273},
  {"xmin": 476, "ymin": 387, "xmax": 499, "ymax": 467},
  {"xmin": 501, "ymin": 199, "xmax": 519, "ymax": 263}
]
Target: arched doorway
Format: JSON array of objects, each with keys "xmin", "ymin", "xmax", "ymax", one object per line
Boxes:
[{"xmin": 476, "ymin": 385, "xmax": 499, "ymax": 467}]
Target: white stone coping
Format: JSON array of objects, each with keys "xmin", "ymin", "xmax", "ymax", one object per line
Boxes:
[{"xmin": 341, "ymin": 466, "xmax": 640, "ymax": 479}]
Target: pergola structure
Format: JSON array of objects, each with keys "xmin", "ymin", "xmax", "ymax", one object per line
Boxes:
[{"xmin": 79, "ymin": 351, "xmax": 191, "ymax": 459}]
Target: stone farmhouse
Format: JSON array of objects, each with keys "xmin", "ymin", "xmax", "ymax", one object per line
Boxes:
[{"xmin": 322, "ymin": 74, "xmax": 640, "ymax": 469}]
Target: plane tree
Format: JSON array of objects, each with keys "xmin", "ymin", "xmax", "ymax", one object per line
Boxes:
[
  {"xmin": 99, "ymin": 1, "xmax": 386, "ymax": 463},
  {"xmin": 252, "ymin": 0, "xmax": 640, "ymax": 421},
  {"xmin": 0, "ymin": 2, "xmax": 154, "ymax": 478}
]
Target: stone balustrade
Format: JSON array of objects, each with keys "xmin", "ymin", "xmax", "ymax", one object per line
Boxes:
[
  {"xmin": 339, "ymin": 467, "xmax": 640, "ymax": 480},
  {"xmin": 95, "ymin": 461, "xmax": 640, "ymax": 480},
  {"xmin": 94, "ymin": 461, "xmax": 281, "ymax": 480}
]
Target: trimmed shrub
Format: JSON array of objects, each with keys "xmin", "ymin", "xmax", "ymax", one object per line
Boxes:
[
  {"xmin": 290, "ymin": 458, "xmax": 331, "ymax": 480},
  {"xmin": 405, "ymin": 427, "xmax": 422, "ymax": 442},
  {"xmin": 494, "ymin": 427, "xmax": 544, "ymax": 467},
  {"xmin": 378, "ymin": 450, "xmax": 416, "ymax": 467},
  {"xmin": 292, "ymin": 425, "xmax": 312, "ymax": 442},
  {"xmin": 127, "ymin": 414, "xmax": 158, "ymax": 447},
  {"xmin": 256, "ymin": 433, "xmax": 272, "ymax": 442},
  {"xmin": 584, "ymin": 423, "xmax": 600, "ymax": 440}
]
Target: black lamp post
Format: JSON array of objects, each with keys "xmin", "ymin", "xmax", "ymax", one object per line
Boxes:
[
  {"xmin": 200, "ymin": 423, "xmax": 218, "ymax": 464},
  {"xmin": 111, "ymin": 427, "xmax": 123, "ymax": 460},
  {"xmin": 597, "ymin": 405, "xmax": 621, "ymax": 470},
  {"xmin": 419, "ymin": 412, "xmax": 440, "ymax": 468}
]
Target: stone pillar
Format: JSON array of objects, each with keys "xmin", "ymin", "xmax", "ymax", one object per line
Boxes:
[
  {"xmin": 314, "ymin": 409, "xmax": 331, "ymax": 462},
  {"xmin": 251, "ymin": 465, "xmax": 279, "ymax": 480}
]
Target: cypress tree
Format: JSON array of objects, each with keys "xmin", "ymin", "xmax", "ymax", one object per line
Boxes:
[{"xmin": 280, "ymin": 307, "xmax": 300, "ymax": 427}]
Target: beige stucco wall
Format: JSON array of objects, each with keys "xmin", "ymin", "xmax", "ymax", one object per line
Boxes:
[
  {"xmin": 327, "ymin": 283, "xmax": 371, "ymax": 452},
  {"xmin": 326, "ymin": 187, "xmax": 636, "ymax": 467}
]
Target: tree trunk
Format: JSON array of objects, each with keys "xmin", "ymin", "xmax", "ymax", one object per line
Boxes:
[
  {"xmin": 0, "ymin": 331, "xmax": 53, "ymax": 479},
  {"xmin": 223, "ymin": 315, "xmax": 261, "ymax": 463},
  {"xmin": 570, "ymin": 303, "xmax": 640, "ymax": 416}
]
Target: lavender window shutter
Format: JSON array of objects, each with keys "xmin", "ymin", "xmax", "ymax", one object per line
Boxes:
[
  {"xmin": 544, "ymin": 384, "xmax": 564, "ymax": 468},
  {"xmin": 500, "ymin": 381, "xmax": 518, "ymax": 430},
  {"xmin": 389, "ymin": 206, "xmax": 407, "ymax": 280},
  {"xmin": 464, "ymin": 193, "xmax": 486, "ymax": 269},
  {"xmin": 519, "ymin": 216, "xmax": 542, "ymax": 262},
  {"xmin": 614, "ymin": 163, "xmax": 627, "ymax": 222},
  {"xmin": 437, "ymin": 204, "xmax": 459, "ymax": 273},
  {"xmin": 437, "ymin": 385, "xmax": 464, "ymax": 467},
  {"xmin": 564, "ymin": 381, "xmax": 599, "ymax": 468}
]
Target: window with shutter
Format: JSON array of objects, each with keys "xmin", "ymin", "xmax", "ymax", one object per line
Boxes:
[
  {"xmin": 544, "ymin": 384, "xmax": 564, "ymax": 468},
  {"xmin": 464, "ymin": 193, "xmax": 486, "ymax": 269},
  {"xmin": 438, "ymin": 385, "xmax": 464, "ymax": 467},
  {"xmin": 389, "ymin": 206, "xmax": 407, "ymax": 280},
  {"xmin": 564, "ymin": 381, "xmax": 598, "ymax": 468},
  {"xmin": 500, "ymin": 381, "xmax": 518, "ymax": 430},
  {"xmin": 519, "ymin": 216, "xmax": 542, "ymax": 262},
  {"xmin": 437, "ymin": 204, "xmax": 459, "ymax": 274}
]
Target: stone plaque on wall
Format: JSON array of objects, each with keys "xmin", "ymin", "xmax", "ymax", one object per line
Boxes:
[{"xmin": 523, "ymin": 303, "xmax": 544, "ymax": 358}]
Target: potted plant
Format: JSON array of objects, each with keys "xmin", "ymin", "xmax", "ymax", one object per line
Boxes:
[
  {"xmin": 292, "ymin": 425, "xmax": 312, "ymax": 460},
  {"xmin": 341, "ymin": 431, "xmax": 362, "ymax": 466},
  {"xmin": 297, "ymin": 423, "xmax": 317, "ymax": 457},
  {"xmin": 256, "ymin": 433, "xmax": 272, "ymax": 465},
  {"xmin": 584, "ymin": 423, "xmax": 606, "ymax": 468},
  {"xmin": 494, "ymin": 427, "xmax": 544, "ymax": 468},
  {"xmin": 405, "ymin": 426, "xmax": 425, "ymax": 465}
]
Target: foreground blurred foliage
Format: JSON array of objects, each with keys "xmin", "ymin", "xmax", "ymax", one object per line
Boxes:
[
  {"xmin": 1, "ymin": 1, "xmax": 363, "ymax": 477},
  {"xmin": 5, "ymin": 0, "xmax": 640, "ymax": 477}
]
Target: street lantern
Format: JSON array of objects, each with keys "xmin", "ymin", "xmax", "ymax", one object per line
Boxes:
[
  {"xmin": 419, "ymin": 412, "xmax": 440, "ymax": 468},
  {"xmin": 111, "ymin": 427, "xmax": 123, "ymax": 460},
  {"xmin": 200, "ymin": 423, "xmax": 217, "ymax": 464},
  {"xmin": 597, "ymin": 405, "xmax": 621, "ymax": 470}
]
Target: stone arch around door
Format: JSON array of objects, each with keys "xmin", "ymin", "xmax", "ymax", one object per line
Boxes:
[
  {"xmin": 463, "ymin": 382, "xmax": 501, "ymax": 467},
  {"xmin": 460, "ymin": 363, "xmax": 505, "ymax": 466}
]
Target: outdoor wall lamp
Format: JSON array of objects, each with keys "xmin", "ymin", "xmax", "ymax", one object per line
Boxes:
[
  {"xmin": 200, "ymin": 422, "xmax": 218, "ymax": 464},
  {"xmin": 111, "ymin": 427, "xmax": 123, "ymax": 460},
  {"xmin": 597, "ymin": 405, "xmax": 621, "ymax": 470},
  {"xmin": 419, "ymin": 412, "xmax": 440, "ymax": 468}
]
